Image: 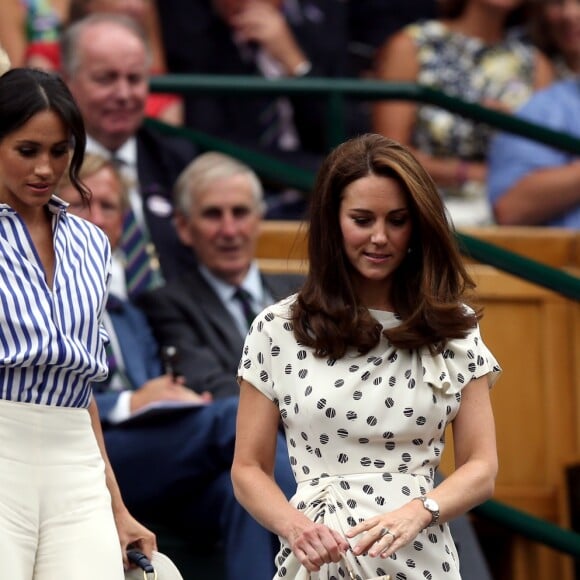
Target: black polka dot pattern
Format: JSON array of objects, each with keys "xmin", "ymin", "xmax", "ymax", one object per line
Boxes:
[{"xmin": 239, "ymin": 297, "xmax": 501, "ymax": 579}]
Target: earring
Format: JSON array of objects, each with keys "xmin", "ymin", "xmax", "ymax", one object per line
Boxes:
[{"xmin": 407, "ymin": 247, "xmax": 412, "ymax": 254}]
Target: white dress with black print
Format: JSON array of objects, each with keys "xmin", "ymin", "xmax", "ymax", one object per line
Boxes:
[{"xmin": 238, "ymin": 295, "xmax": 501, "ymax": 580}]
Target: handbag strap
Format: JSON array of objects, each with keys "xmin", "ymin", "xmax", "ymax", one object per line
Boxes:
[{"xmin": 127, "ymin": 549, "xmax": 158, "ymax": 580}]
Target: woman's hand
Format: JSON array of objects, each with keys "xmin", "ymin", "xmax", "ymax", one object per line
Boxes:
[
  {"xmin": 288, "ymin": 520, "xmax": 350, "ymax": 572},
  {"xmin": 345, "ymin": 500, "xmax": 430, "ymax": 560},
  {"xmin": 114, "ymin": 507, "xmax": 157, "ymax": 568}
]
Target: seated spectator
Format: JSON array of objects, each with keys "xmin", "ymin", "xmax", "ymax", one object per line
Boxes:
[
  {"xmin": 137, "ymin": 151, "xmax": 304, "ymax": 398},
  {"xmin": 58, "ymin": 152, "xmax": 297, "ymax": 580},
  {"xmin": 372, "ymin": 0, "xmax": 554, "ymax": 227},
  {"xmin": 155, "ymin": 0, "xmax": 366, "ymax": 218},
  {"xmin": 67, "ymin": 0, "xmax": 183, "ymax": 125},
  {"xmin": 0, "ymin": 0, "xmax": 68, "ymax": 70},
  {"xmin": 61, "ymin": 13, "xmax": 198, "ymax": 290},
  {"xmin": 488, "ymin": 79, "xmax": 580, "ymax": 228},
  {"xmin": 528, "ymin": 0, "xmax": 580, "ymax": 79},
  {"xmin": 158, "ymin": 0, "xmax": 349, "ymax": 154}
]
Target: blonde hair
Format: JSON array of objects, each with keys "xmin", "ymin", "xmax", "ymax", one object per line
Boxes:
[
  {"xmin": 0, "ymin": 46, "xmax": 11, "ymax": 76},
  {"xmin": 59, "ymin": 152, "xmax": 130, "ymax": 211}
]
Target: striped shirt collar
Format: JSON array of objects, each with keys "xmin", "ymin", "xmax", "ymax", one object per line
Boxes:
[{"xmin": 0, "ymin": 194, "xmax": 69, "ymax": 216}]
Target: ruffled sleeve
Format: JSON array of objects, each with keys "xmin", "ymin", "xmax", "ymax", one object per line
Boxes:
[{"xmin": 419, "ymin": 323, "xmax": 501, "ymax": 395}]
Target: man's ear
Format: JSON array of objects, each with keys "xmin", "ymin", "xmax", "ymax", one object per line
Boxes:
[{"xmin": 174, "ymin": 212, "xmax": 193, "ymax": 247}]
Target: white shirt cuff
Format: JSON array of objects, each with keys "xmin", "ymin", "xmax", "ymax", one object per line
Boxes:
[{"xmin": 108, "ymin": 390, "xmax": 133, "ymax": 424}]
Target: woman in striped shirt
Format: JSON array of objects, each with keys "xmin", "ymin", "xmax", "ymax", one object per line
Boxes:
[{"xmin": 0, "ymin": 67, "xmax": 155, "ymax": 579}]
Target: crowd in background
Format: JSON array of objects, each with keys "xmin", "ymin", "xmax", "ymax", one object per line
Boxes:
[{"xmin": 0, "ymin": 0, "xmax": 578, "ymax": 227}]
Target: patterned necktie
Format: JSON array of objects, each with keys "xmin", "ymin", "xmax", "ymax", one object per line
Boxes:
[
  {"xmin": 120, "ymin": 208, "xmax": 164, "ymax": 299},
  {"xmin": 111, "ymin": 155, "xmax": 164, "ymax": 299},
  {"xmin": 232, "ymin": 287, "xmax": 257, "ymax": 330}
]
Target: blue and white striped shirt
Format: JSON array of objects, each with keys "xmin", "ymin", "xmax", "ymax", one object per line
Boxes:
[{"xmin": 0, "ymin": 195, "xmax": 111, "ymax": 407}]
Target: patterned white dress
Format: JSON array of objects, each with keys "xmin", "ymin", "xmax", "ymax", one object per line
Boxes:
[{"xmin": 238, "ymin": 296, "xmax": 501, "ymax": 580}]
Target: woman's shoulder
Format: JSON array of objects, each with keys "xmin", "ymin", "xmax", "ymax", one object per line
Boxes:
[
  {"xmin": 405, "ymin": 19, "xmax": 447, "ymax": 40},
  {"xmin": 258, "ymin": 293, "xmax": 297, "ymax": 322},
  {"xmin": 62, "ymin": 209, "xmax": 111, "ymax": 256},
  {"xmin": 65, "ymin": 211, "xmax": 107, "ymax": 240},
  {"xmin": 375, "ymin": 26, "xmax": 420, "ymax": 79}
]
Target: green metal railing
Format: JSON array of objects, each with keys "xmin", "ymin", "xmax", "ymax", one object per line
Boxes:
[
  {"xmin": 148, "ymin": 75, "xmax": 580, "ymax": 557},
  {"xmin": 474, "ymin": 499, "xmax": 580, "ymax": 558},
  {"xmin": 151, "ymin": 75, "xmax": 580, "ymax": 152}
]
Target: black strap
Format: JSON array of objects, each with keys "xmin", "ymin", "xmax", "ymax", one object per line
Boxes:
[{"xmin": 127, "ymin": 549, "xmax": 155, "ymax": 573}]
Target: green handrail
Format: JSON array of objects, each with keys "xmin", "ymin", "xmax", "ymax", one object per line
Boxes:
[
  {"xmin": 150, "ymin": 75, "xmax": 580, "ymax": 153},
  {"xmin": 456, "ymin": 233, "xmax": 580, "ymax": 301},
  {"xmin": 474, "ymin": 499, "xmax": 580, "ymax": 557}
]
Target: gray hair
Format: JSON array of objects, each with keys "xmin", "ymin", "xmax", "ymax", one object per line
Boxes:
[
  {"xmin": 60, "ymin": 13, "xmax": 152, "ymax": 77},
  {"xmin": 174, "ymin": 152, "xmax": 266, "ymax": 216}
]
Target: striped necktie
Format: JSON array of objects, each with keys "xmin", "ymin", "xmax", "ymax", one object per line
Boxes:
[
  {"xmin": 120, "ymin": 208, "xmax": 164, "ymax": 299},
  {"xmin": 111, "ymin": 155, "xmax": 164, "ymax": 298}
]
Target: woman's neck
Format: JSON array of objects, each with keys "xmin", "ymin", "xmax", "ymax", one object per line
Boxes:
[{"xmin": 445, "ymin": 4, "xmax": 510, "ymax": 44}]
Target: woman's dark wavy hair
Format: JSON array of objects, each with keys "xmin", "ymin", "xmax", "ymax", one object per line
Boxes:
[
  {"xmin": 438, "ymin": 0, "xmax": 528, "ymax": 28},
  {"xmin": 0, "ymin": 68, "xmax": 90, "ymax": 201},
  {"xmin": 291, "ymin": 134, "xmax": 480, "ymax": 359}
]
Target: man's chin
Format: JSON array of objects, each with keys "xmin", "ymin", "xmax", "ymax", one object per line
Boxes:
[
  {"xmin": 105, "ymin": 118, "xmax": 141, "ymax": 135},
  {"xmin": 95, "ymin": 125, "xmax": 139, "ymax": 149},
  {"xmin": 214, "ymin": 261, "xmax": 249, "ymax": 282}
]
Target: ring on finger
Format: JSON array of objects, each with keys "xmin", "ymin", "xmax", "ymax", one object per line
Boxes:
[{"xmin": 378, "ymin": 527, "xmax": 389, "ymax": 538}]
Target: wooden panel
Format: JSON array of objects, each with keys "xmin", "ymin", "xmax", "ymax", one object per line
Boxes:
[
  {"xmin": 258, "ymin": 221, "xmax": 308, "ymax": 260},
  {"xmin": 459, "ymin": 226, "xmax": 579, "ymax": 268}
]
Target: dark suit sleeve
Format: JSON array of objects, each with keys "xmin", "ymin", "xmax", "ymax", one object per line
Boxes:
[
  {"xmin": 138, "ymin": 289, "xmax": 241, "ymax": 399},
  {"xmin": 93, "ymin": 390, "xmax": 122, "ymax": 422},
  {"xmin": 93, "ymin": 303, "xmax": 164, "ymax": 423}
]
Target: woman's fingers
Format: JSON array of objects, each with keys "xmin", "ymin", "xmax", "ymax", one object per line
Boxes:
[{"xmin": 293, "ymin": 526, "xmax": 348, "ymax": 571}]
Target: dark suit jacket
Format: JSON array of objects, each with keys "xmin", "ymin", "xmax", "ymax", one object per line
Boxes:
[
  {"xmin": 135, "ymin": 123, "xmax": 199, "ymax": 281},
  {"xmin": 157, "ymin": 0, "xmax": 356, "ymax": 159},
  {"xmin": 137, "ymin": 266, "xmax": 303, "ymax": 398},
  {"xmin": 93, "ymin": 297, "xmax": 163, "ymax": 422}
]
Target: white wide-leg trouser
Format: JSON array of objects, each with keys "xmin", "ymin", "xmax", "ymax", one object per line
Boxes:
[{"xmin": 0, "ymin": 398, "xmax": 124, "ymax": 579}]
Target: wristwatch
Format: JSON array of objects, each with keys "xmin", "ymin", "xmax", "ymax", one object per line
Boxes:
[{"xmin": 414, "ymin": 496, "xmax": 440, "ymax": 527}]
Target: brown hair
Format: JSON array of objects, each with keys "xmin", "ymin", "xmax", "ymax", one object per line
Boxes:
[
  {"xmin": 528, "ymin": 3, "xmax": 558, "ymax": 58},
  {"xmin": 438, "ymin": 0, "xmax": 468, "ymax": 18},
  {"xmin": 291, "ymin": 133, "xmax": 479, "ymax": 359},
  {"xmin": 438, "ymin": 0, "xmax": 528, "ymax": 27}
]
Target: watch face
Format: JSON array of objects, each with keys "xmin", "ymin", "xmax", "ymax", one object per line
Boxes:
[{"xmin": 424, "ymin": 498, "xmax": 439, "ymax": 512}]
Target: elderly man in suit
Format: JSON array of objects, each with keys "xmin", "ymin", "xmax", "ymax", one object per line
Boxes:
[
  {"xmin": 138, "ymin": 151, "xmax": 303, "ymax": 398},
  {"xmin": 58, "ymin": 153, "xmax": 296, "ymax": 580},
  {"xmin": 60, "ymin": 13, "xmax": 198, "ymax": 292}
]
